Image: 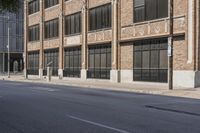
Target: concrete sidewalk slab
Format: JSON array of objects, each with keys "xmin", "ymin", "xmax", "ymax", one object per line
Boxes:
[{"xmin": 0, "ymin": 75, "xmax": 200, "ymax": 99}]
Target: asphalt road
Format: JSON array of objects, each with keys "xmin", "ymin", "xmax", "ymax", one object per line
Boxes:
[{"xmin": 0, "ymin": 80, "xmax": 200, "ymax": 133}]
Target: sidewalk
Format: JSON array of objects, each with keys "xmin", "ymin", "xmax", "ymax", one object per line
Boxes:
[{"xmin": 0, "ymin": 75, "xmax": 200, "ymax": 99}]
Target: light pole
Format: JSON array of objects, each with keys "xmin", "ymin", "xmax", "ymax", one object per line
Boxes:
[
  {"xmin": 7, "ymin": 16, "xmax": 10, "ymax": 78},
  {"xmin": 0, "ymin": 15, "xmax": 10, "ymax": 78},
  {"xmin": 168, "ymin": 0, "xmax": 174, "ymax": 90}
]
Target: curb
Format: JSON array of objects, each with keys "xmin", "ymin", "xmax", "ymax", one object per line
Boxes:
[{"xmin": 1, "ymin": 77, "xmax": 200, "ymax": 99}]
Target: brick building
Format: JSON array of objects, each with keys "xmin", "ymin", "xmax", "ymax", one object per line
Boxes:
[{"xmin": 24, "ymin": 0, "xmax": 200, "ymax": 88}]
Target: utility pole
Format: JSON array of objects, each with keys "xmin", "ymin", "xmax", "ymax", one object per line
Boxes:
[
  {"xmin": 168, "ymin": 0, "xmax": 174, "ymax": 90},
  {"xmin": 7, "ymin": 16, "xmax": 10, "ymax": 78}
]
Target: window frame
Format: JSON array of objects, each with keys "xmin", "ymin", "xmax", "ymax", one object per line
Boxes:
[
  {"xmin": 134, "ymin": 0, "xmax": 169, "ymax": 23},
  {"xmin": 63, "ymin": 46, "xmax": 81, "ymax": 78},
  {"xmin": 133, "ymin": 38, "xmax": 168, "ymax": 83},
  {"xmin": 89, "ymin": 3, "xmax": 112, "ymax": 31},
  {"xmin": 44, "ymin": 18, "xmax": 59, "ymax": 39},
  {"xmin": 28, "ymin": 0, "xmax": 40, "ymax": 15},
  {"xmin": 28, "ymin": 24, "xmax": 40, "ymax": 42},
  {"xmin": 88, "ymin": 44, "xmax": 111, "ymax": 79},
  {"xmin": 65, "ymin": 12, "xmax": 82, "ymax": 36},
  {"xmin": 27, "ymin": 51, "xmax": 39, "ymax": 75}
]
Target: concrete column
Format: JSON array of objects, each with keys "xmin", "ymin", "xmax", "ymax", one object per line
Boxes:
[
  {"xmin": 187, "ymin": 0, "xmax": 195, "ymax": 64},
  {"xmin": 195, "ymin": 0, "xmax": 199, "ymax": 70},
  {"xmin": 58, "ymin": 0, "xmax": 64, "ymax": 79},
  {"xmin": 24, "ymin": 0, "xmax": 28, "ymax": 79},
  {"xmin": 111, "ymin": 0, "xmax": 120, "ymax": 83},
  {"xmin": 39, "ymin": 0, "xmax": 44, "ymax": 79},
  {"xmin": 81, "ymin": 0, "xmax": 88, "ymax": 80}
]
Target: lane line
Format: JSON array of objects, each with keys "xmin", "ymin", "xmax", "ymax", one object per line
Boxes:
[
  {"xmin": 66, "ymin": 115, "xmax": 131, "ymax": 133},
  {"xmin": 30, "ymin": 87, "xmax": 58, "ymax": 92}
]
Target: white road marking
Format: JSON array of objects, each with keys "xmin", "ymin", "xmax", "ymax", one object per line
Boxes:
[
  {"xmin": 6, "ymin": 83, "xmax": 23, "ymax": 86},
  {"xmin": 31, "ymin": 87, "xmax": 58, "ymax": 92},
  {"xmin": 66, "ymin": 115, "xmax": 130, "ymax": 133}
]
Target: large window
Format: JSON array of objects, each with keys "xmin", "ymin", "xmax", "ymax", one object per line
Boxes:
[
  {"xmin": 88, "ymin": 44, "xmax": 111, "ymax": 79},
  {"xmin": 65, "ymin": 12, "xmax": 81, "ymax": 36},
  {"xmin": 133, "ymin": 38, "xmax": 168, "ymax": 83},
  {"xmin": 28, "ymin": 0, "xmax": 40, "ymax": 15},
  {"xmin": 45, "ymin": 0, "xmax": 59, "ymax": 9},
  {"xmin": 89, "ymin": 4, "xmax": 112, "ymax": 31},
  {"xmin": 64, "ymin": 47, "xmax": 81, "ymax": 77},
  {"xmin": 29, "ymin": 25, "xmax": 40, "ymax": 42},
  {"xmin": 44, "ymin": 18, "xmax": 59, "ymax": 39},
  {"xmin": 44, "ymin": 49, "xmax": 59, "ymax": 76},
  {"xmin": 134, "ymin": 0, "xmax": 168, "ymax": 23},
  {"xmin": 28, "ymin": 51, "xmax": 39, "ymax": 75}
]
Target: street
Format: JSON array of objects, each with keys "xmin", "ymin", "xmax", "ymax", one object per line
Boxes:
[{"xmin": 0, "ymin": 80, "xmax": 200, "ymax": 133}]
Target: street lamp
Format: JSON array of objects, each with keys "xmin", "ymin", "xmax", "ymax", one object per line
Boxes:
[{"xmin": 0, "ymin": 15, "xmax": 10, "ymax": 78}]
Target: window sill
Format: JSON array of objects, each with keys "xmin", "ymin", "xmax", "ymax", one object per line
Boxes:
[
  {"xmin": 88, "ymin": 27, "xmax": 112, "ymax": 34},
  {"xmin": 45, "ymin": 4, "xmax": 60, "ymax": 11},
  {"xmin": 133, "ymin": 17, "xmax": 169, "ymax": 25},
  {"xmin": 28, "ymin": 12, "xmax": 40, "ymax": 17},
  {"xmin": 44, "ymin": 37, "xmax": 59, "ymax": 41},
  {"xmin": 28, "ymin": 40, "xmax": 40, "ymax": 43},
  {"xmin": 65, "ymin": 33, "xmax": 81, "ymax": 37},
  {"xmin": 64, "ymin": 0, "xmax": 73, "ymax": 4}
]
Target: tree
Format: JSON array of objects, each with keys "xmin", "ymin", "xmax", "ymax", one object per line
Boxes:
[{"xmin": 0, "ymin": 0, "xmax": 20, "ymax": 13}]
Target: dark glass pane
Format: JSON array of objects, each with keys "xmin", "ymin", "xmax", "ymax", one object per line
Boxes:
[
  {"xmin": 134, "ymin": 51, "xmax": 142, "ymax": 68},
  {"xmin": 89, "ymin": 54, "xmax": 94, "ymax": 68},
  {"xmin": 133, "ymin": 38, "xmax": 168, "ymax": 83},
  {"xmin": 142, "ymin": 51, "xmax": 150, "ymax": 69},
  {"xmin": 157, "ymin": 0, "xmax": 168, "ymax": 18},
  {"xmin": 88, "ymin": 44, "xmax": 111, "ymax": 79},
  {"xmin": 150, "ymin": 50, "xmax": 159, "ymax": 68},
  {"xmin": 160, "ymin": 50, "xmax": 168, "ymax": 69},
  {"xmin": 134, "ymin": 7, "xmax": 145, "ymax": 22},
  {"xmin": 145, "ymin": 0, "xmax": 157, "ymax": 20},
  {"xmin": 89, "ymin": 4, "xmax": 111, "ymax": 31},
  {"xmin": 101, "ymin": 53, "xmax": 106, "ymax": 68}
]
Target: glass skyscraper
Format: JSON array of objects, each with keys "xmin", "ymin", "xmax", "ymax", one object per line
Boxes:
[{"xmin": 0, "ymin": 1, "xmax": 24, "ymax": 73}]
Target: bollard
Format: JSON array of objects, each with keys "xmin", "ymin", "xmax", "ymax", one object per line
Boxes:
[{"xmin": 47, "ymin": 67, "xmax": 52, "ymax": 82}]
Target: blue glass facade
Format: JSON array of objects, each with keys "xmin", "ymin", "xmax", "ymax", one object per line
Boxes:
[{"xmin": 0, "ymin": 1, "xmax": 24, "ymax": 73}]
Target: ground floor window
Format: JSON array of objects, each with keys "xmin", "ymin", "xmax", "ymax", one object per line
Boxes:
[
  {"xmin": 28, "ymin": 51, "xmax": 39, "ymax": 75},
  {"xmin": 88, "ymin": 44, "xmax": 111, "ymax": 79},
  {"xmin": 64, "ymin": 47, "xmax": 81, "ymax": 78},
  {"xmin": 133, "ymin": 38, "xmax": 168, "ymax": 83},
  {"xmin": 44, "ymin": 49, "xmax": 59, "ymax": 76}
]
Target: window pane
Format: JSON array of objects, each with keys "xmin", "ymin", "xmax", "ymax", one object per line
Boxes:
[
  {"xmin": 150, "ymin": 50, "xmax": 159, "ymax": 68},
  {"xmin": 134, "ymin": 51, "xmax": 142, "ymax": 68},
  {"xmin": 145, "ymin": 0, "xmax": 157, "ymax": 20},
  {"xmin": 135, "ymin": 0, "xmax": 145, "ymax": 6},
  {"xmin": 157, "ymin": 0, "xmax": 168, "ymax": 18},
  {"xmin": 101, "ymin": 53, "xmax": 106, "ymax": 68},
  {"xmin": 142, "ymin": 51, "xmax": 150, "ymax": 69},
  {"xmin": 95, "ymin": 54, "xmax": 100, "ymax": 68},
  {"xmin": 160, "ymin": 50, "xmax": 168, "ymax": 69}
]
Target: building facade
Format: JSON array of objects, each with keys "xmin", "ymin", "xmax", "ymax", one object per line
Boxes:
[
  {"xmin": 24, "ymin": 0, "xmax": 200, "ymax": 88},
  {"xmin": 0, "ymin": 1, "xmax": 24, "ymax": 73}
]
